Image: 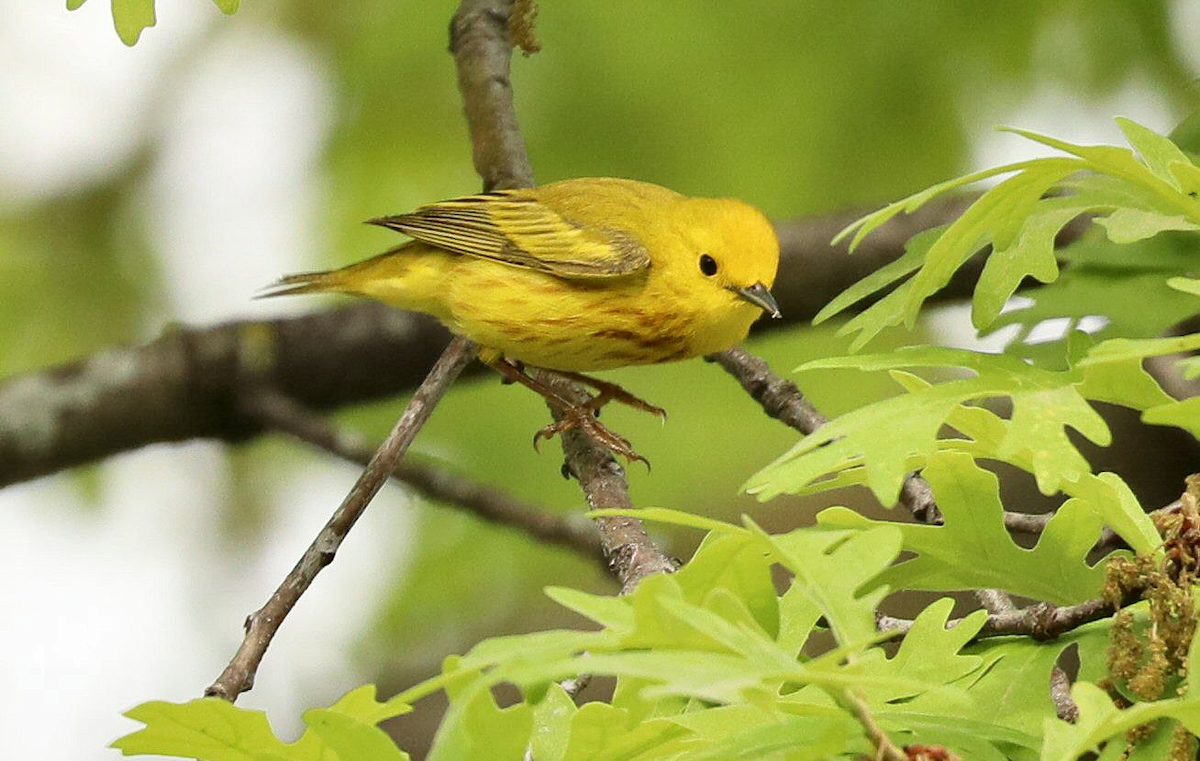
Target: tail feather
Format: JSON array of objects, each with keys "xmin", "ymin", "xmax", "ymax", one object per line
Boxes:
[
  {"xmin": 255, "ymin": 270, "xmax": 340, "ymax": 299},
  {"xmin": 258, "ymin": 243, "xmax": 420, "ymax": 300}
]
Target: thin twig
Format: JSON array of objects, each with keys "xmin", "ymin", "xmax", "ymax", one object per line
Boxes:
[
  {"xmin": 240, "ymin": 387, "xmax": 600, "ymax": 559},
  {"xmin": 975, "ymin": 588, "xmax": 1016, "ymax": 615},
  {"xmin": 978, "ymin": 599, "xmax": 1116, "ymax": 640},
  {"xmin": 877, "ymin": 597, "xmax": 1117, "ymax": 642},
  {"xmin": 1049, "ymin": 662, "xmax": 1080, "ymax": 723},
  {"xmin": 1004, "ymin": 511, "xmax": 1052, "ymax": 535},
  {"xmin": 705, "ymin": 347, "xmax": 828, "ymax": 434},
  {"xmin": 450, "ymin": 0, "xmax": 535, "ymax": 192},
  {"xmin": 541, "ymin": 372, "xmax": 678, "ymax": 593},
  {"xmin": 204, "ymin": 336, "xmax": 477, "ymax": 701},
  {"xmin": 844, "ymin": 690, "xmax": 908, "ymax": 761}
]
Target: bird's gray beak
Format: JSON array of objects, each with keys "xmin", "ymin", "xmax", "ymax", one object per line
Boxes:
[{"xmin": 730, "ymin": 282, "xmax": 782, "ymax": 318}]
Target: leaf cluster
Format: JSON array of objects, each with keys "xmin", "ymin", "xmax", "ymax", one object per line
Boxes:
[{"xmin": 111, "ymin": 121, "xmax": 1200, "ymax": 759}]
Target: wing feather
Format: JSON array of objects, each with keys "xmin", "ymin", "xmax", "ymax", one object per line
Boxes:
[{"xmin": 369, "ymin": 190, "xmax": 650, "ymax": 278}]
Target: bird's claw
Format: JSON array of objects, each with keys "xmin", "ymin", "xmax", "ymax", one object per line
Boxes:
[
  {"xmin": 551, "ymin": 371, "xmax": 668, "ymax": 422},
  {"xmin": 585, "ymin": 390, "xmax": 667, "ymax": 422},
  {"xmin": 532, "ymin": 407, "xmax": 650, "ymax": 468}
]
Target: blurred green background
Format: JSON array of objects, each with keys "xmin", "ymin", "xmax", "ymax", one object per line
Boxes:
[{"xmin": 2, "ymin": 1, "xmax": 1196, "ymax": 757}]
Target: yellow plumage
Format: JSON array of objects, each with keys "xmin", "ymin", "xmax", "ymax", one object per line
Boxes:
[{"xmin": 266, "ymin": 177, "xmax": 781, "ymax": 373}]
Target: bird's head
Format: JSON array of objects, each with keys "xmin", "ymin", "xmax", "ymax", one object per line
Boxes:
[{"xmin": 673, "ymin": 196, "xmax": 781, "ymax": 320}]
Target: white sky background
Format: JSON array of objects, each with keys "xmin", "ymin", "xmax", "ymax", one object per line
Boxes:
[{"xmin": 0, "ymin": 2, "xmax": 1193, "ymax": 759}]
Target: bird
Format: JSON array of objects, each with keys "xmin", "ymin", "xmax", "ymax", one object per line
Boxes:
[{"xmin": 261, "ymin": 177, "xmax": 781, "ymax": 463}]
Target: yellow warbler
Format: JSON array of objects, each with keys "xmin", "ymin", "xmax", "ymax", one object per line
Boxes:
[{"xmin": 265, "ymin": 177, "xmax": 780, "ymax": 460}]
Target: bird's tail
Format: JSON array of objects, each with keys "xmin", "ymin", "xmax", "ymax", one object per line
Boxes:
[
  {"xmin": 256, "ymin": 269, "xmax": 342, "ymax": 299},
  {"xmin": 256, "ymin": 246, "xmax": 404, "ymax": 300},
  {"xmin": 256, "ymin": 243, "xmax": 449, "ymax": 320}
]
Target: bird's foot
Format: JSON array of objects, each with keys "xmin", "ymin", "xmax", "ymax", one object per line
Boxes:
[
  {"xmin": 549, "ymin": 371, "xmax": 668, "ymax": 421},
  {"xmin": 533, "ymin": 406, "xmax": 650, "ymax": 468}
]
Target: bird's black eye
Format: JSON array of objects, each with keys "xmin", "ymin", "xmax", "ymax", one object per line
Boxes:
[{"xmin": 699, "ymin": 253, "xmax": 718, "ymax": 276}]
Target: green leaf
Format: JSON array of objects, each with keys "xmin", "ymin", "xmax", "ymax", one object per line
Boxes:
[
  {"xmin": 751, "ymin": 523, "xmax": 900, "ymax": 647},
  {"xmin": 971, "ymin": 205, "xmax": 1075, "ymax": 329},
  {"xmin": 550, "ymin": 650, "xmax": 778, "ymax": 704},
  {"xmin": 776, "ymin": 582, "xmax": 824, "ymax": 658},
  {"xmin": 671, "ymin": 531, "xmax": 780, "ymax": 637},
  {"xmin": 998, "ymin": 126, "xmax": 1189, "ymax": 214},
  {"xmin": 817, "ymin": 453, "xmax": 1106, "ymax": 604},
  {"xmin": 1076, "ymin": 352, "xmax": 1173, "ymax": 410},
  {"xmin": 113, "ymin": 699, "xmax": 293, "ymax": 760},
  {"xmin": 906, "ymin": 618, "xmax": 1111, "ymax": 744},
  {"xmin": 986, "ymin": 230, "xmax": 1200, "ymax": 361},
  {"xmin": 1169, "ymin": 159, "xmax": 1200, "ymax": 195},
  {"xmin": 111, "ymin": 0, "xmax": 156, "ymax": 46},
  {"xmin": 655, "ymin": 595, "xmax": 800, "ymax": 673},
  {"xmin": 1079, "ymin": 332, "xmax": 1200, "ymax": 365},
  {"xmin": 790, "ymin": 376, "xmax": 1162, "ymax": 555},
  {"xmin": 747, "ymin": 347, "xmax": 1109, "ymax": 502},
  {"xmin": 319, "ymin": 684, "xmax": 414, "ymax": 725},
  {"xmin": 813, "ymin": 225, "xmax": 940, "ymax": 324},
  {"xmin": 834, "ymin": 160, "xmax": 1083, "ymax": 347},
  {"xmin": 880, "ymin": 711, "xmax": 1035, "ymax": 759},
  {"xmin": 113, "ymin": 686, "xmax": 412, "ymax": 760},
  {"xmin": 427, "ymin": 680, "xmax": 532, "ymax": 761},
  {"xmin": 587, "ymin": 507, "xmax": 745, "ymax": 535},
  {"xmin": 1040, "ymin": 622, "xmax": 1200, "ymax": 760},
  {"xmin": 459, "ymin": 627, "xmax": 607, "ymax": 675},
  {"xmin": 906, "ymin": 160, "xmax": 1081, "ymax": 322},
  {"xmin": 752, "ymin": 333, "xmax": 1192, "ymax": 509},
  {"xmin": 1094, "ymin": 208, "xmax": 1199, "ymax": 243},
  {"xmin": 619, "ymin": 575, "xmax": 748, "ymax": 654},
  {"xmin": 1168, "ymin": 276, "xmax": 1200, "ymax": 296},
  {"xmin": 545, "ymin": 586, "xmax": 635, "ymax": 632},
  {"xmin": 1144, "ymin": 397, "xmax": 1200, "ymax": 437},
  {"xmin": 833, "ymin": 159, "xmax": 1071, "ymax": 250},
  {"xmin": 302, "ymin": 710, "xmax": 409, "ymax": 761},
  {"xmin": 1116, "ymin": 117, "xmax": 1196, "ymax": 191},
  {"xmin": 1040, "ymin": 683, "xmax": 1200, "ymax": 761},
  {"xmin": 560, "ymin": 702, "xmax": 682, "ymax": 760},
  {"xmin": 528, "ymin": 684, "xmax": 575, "ymax": 761},
  {"xmin": 69, "ymin": 0, "xmax": 239, "ymax": 43},
  {"xmin": 858, "ymin": 597, "xmax": 987, "ymax": 703},
  {"xmin": 1096, "ymin": 719, "xmax": 1179, "ymax": 761},
  {"xmin": 824, "ymin": 119, "xmax": 1200, "ymax": 350},
  {"xmin": 675, "ymin": 713, "xmax": 851, "ymax": 760}
]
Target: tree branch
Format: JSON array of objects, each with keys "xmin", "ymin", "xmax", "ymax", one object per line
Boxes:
[
  {"xmin": 877, "ymin": 597, "xmax": 1116, "ymax": 642},
  {"xmin": 0, "ymin": 198, "xmax": 1059, "ymax": 490},
  {"xmin": 977, "ymin": 598, "xmax": 1116, "ymax": 640},
  {"xmin": 974, "ymin": 588, "xmax": 1016, "ymax": 616},
  {"xmin": 240, "ymin": 387, "xmax": 600, "ymax": 559},
  {"xmin": 204, "ymin": 335, "xmax": 477, "ymax": 701},
  {"xmin": 541, "ymin": 372, "xmax": 678, "ymax": 593},
  {"xmin": 450, "ymin": 0, "xmax": 535, "ymax": 191}
]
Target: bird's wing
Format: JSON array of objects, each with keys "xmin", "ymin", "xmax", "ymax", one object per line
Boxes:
[{"xmin": 368, "ymin": 190, "xmax": 650, "ymax": 278}]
